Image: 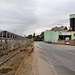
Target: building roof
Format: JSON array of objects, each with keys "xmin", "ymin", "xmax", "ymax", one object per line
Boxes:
[
  {"xmin": 51, "ymin": 26, "xmax": 68, "ymax": 31},
  {"xmin": 70, "ymin": 14, "xmax": 75, "ymax": 18}
]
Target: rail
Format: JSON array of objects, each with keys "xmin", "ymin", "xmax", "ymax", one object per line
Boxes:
[
  {"xmin": 0, "ymin": 44, "xmax": 28, "ymax": 66},
  {"xmin": 15, "ymin": 46, "xmax": 34, "ymax": 75}
]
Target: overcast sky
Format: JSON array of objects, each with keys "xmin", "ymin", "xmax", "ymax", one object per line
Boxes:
[{"xmin": 0, "ymin": 0, "xmax": 75, "ymax": 36}]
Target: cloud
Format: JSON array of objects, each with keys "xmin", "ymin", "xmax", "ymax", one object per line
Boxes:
[{"xmin": 0, "ymin": 0, "xmax": 75, "ymax": 36}]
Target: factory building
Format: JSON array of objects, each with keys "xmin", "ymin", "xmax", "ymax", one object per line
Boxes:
[
  {"xmin": 44, "ymin": 30, "xmax": 71, "ymax": 42},
  {"xmin": 70, "ymin": 14, "xmax": 75, "ymax": 31},
  {"xmin": 44, "ymin": 30, "xmax": 58, "ymax": 43},
  {"xmin": 44, "ymin": 14, "xmax": 75, "ymax": 45}
]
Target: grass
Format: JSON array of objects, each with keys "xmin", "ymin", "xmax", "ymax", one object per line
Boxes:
[{"xmin": 0, "ymin": 66, "xmax": 12, "ymax": 74}]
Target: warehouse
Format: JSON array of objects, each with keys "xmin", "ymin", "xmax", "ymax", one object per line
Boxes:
[
  {"xmin": 44, "ymin": 30, "xmax": 72, "ymax": 43},
  {"xmin": 44, "ymin": 30, "xmax": 58, "ymax": 43}
]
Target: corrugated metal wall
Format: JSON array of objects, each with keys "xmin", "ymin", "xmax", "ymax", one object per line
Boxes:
[{"xmin": 44, "ymin": 30, "xmax": 58, "ymax": 43}]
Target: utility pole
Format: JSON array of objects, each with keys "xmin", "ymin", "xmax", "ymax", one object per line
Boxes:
[{"xmin": 14, "ymin": 29, "xmax": 15, "ymax": 33}]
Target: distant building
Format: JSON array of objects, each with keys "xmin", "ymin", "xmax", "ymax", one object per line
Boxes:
[
  {"xmin": 70, "ymin": 14, "xmax": 75, "ymax": 31},
  {"xmin": 51, "ymin": 26, "xmax": 68, "ymax": 31}
]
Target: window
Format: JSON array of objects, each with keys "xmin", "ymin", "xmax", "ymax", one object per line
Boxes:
[{"xmin": 74, "ymin": 33, "xmax": 75, "ymax": 36}]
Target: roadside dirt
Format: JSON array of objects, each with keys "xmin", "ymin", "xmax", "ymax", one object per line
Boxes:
[
  {"xmin": 0, "ymin": 51, "xmax": 26, "ymax": 75},
  {"xmin": 0, "ymin": 45, "xmax": 35, "ymax": 75},
  {"xmin": 16, "ymin": 46, "xmax": 37, "ymax": 75}
]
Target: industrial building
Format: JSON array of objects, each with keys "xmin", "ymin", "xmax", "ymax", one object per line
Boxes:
[
  {"xmin": 44, "ymin": 30, "xmax": 72, "ymax": 43},
  {"xmin": 44, "ymin": 14, "xmax": 75, "ymax": 44},
  {"xmin": 44, "ymin": 30, "xmax": 58, "ymax": 43},
  {"xmin": 44, "ymin": 30, "xmax": 75, "ymax": 44}
]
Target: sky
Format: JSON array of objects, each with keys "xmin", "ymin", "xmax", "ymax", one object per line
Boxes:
[{"xmin": 0, "ymin": 0, "xmax": 75, "ymax": 36}]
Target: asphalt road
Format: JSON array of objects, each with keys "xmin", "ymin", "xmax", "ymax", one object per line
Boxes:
[{"xmin": 34, "ymin": 42, "xmax": 75, "ymax": 75}]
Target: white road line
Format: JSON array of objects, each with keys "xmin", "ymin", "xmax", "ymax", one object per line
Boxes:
[
  {"xmin": 35, "ymin": 46, "xmax": 58, "ymax": 75},
  {"xmin": 34, "ymin": 43, "xmax": 43, "ymax": 49}
]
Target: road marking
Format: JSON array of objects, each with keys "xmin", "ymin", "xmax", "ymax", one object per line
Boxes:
[
  {"xmin": 34, "ymin": 43, "xmax": 43, "ymax": 49},
  {"xmin": 35, "ymin": 46, "xmax": 58, "ymax": 75},
  {"xmin": 61, "ymin": 49, "xmax": 75, "ymax": 56},
  {"xmin": 35, "ymin": 42, "xmax": 75, "ymax": 74}
]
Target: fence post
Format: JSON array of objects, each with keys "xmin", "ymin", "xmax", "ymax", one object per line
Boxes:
[
  {"xmin": 2, "ymin": 31, "xmax": 3, "ymax": 38},
  {"xmin": 10, "ymin": 33, "xmax": 11, "ymax": 38},
  {"xmin": 6, "ymin": 32, "xmax": 8, "ymax": 38}
]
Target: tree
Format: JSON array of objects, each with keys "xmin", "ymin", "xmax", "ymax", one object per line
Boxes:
[
  {"xmin": 64, "ymin": 27, "xmax": 68, "ymax": 30},
  {"xmin": 40, "ymin": 32, "xmax": 44, "ymax": 41},
  {"xmin": 35, "ymin": 35, "xmax": 41, "ymax": 41},
  {"xmin": 33, "ymin": 33, "xmax": 35, "ymax": 38},
  {"xmin": 26, "ymin": 35, "xmax": 32, "ymax": 39}
]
